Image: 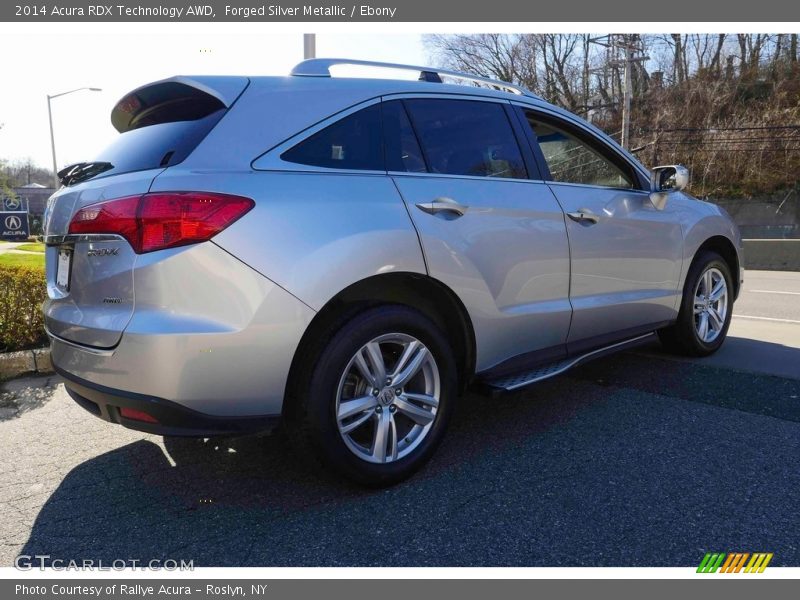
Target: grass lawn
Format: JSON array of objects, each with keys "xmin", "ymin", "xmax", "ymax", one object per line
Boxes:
[
  {"xmin": 15, "ymin": 242, "xmax": 45, "ymax": 253},
  {"xmin": 0, "ymin": 252, "xmax": 45, "ymax": 269}
]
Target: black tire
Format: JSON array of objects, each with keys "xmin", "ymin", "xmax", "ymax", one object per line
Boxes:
[
  {"xmin": 284, "ymin": 304, "xmax": 457, "ymax": 487},
  {"xmin": 658, "ymin": 251, "xmax": 734, "ymax": 357}
]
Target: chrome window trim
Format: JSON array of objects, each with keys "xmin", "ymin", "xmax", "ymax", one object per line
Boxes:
[
  {"xmin": 387, "ymin": 170, "xmax": 543, "ymax": 184},
  {"xmin": 544, "ymin": 180, "xmax": 653, "ymax": 195}
]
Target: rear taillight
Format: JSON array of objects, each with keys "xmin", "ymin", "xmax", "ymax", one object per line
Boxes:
[{"xmin": 68, "ymin": 192, "xmax": 254, "ymax": 253}]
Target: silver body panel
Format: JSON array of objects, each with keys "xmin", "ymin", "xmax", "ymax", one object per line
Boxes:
[
  {"xmin": 44, "ymin": 73, "xmax": 743, "ymax": 420},
  {"xmin": 546, "ymin": 182, "xmax": 684, "ymax": 346},
  {"xmin": 169, "ymin": 170, "xmax": 428, "ymax": 310},
  {"xmin": 393, "ymin": 174, "xmax": 571, "ymax": 370},
  {"xmin": 49, "ymin": 243, "xmax": 314, "ymax": 416}
]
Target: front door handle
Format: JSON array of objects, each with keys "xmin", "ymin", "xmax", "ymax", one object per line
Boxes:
[
  {"xmin": 566, "ymin": 209, "xmax": 600, "ymax": 225},
  {"xmin": 416, "ymin": 197, "xmax": 468, "ymax": 218}
]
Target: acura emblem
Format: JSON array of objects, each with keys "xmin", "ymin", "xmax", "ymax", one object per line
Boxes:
[{"xmin": 4, "ymin": 215, "xmax": 22, "ymax": 230}]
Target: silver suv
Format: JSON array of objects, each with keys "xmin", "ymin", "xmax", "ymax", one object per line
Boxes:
[{"xmin": 43, "ymin": 59, "xmax": 743, "ymax": 485}]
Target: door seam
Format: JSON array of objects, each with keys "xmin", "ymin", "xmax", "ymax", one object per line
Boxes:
[{"xmin": 390, "ymin": 175, "xmax": 430, "ymax": 275}]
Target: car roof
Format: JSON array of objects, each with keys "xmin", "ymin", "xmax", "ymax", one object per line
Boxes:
[{"xmin": 246, "ymin": 74, "xmax": 552, "ymax": 106}]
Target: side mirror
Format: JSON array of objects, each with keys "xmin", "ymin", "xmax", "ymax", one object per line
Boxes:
[{"xmin": 649, "ymin": 165, "xmax": 689, "ymax": 210}]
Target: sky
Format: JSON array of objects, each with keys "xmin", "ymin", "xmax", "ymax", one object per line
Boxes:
[{"xmin": 0, "ymin": 30, "xmax": 427, "ymax": 171}]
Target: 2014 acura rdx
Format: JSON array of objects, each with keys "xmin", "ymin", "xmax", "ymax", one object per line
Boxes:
[{"xmin": 43, "ymin": 59, "xmax": 743, "ymax": 485}]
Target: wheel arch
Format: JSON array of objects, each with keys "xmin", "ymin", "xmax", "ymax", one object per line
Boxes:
[
  {"xmin": 283, "ymin": 272, "xmax": 477, "ymax": 414},
  {"xmin": 691, "ymin": 235, "xmax": 741, "ymax": 298}
]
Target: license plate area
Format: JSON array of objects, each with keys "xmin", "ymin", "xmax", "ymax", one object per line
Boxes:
[{"xmin": 56, "ymin": 246, "xmax": 73, "ymax": 291}]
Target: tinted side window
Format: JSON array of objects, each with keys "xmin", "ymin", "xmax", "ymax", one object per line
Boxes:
[
  {"xmin": 382, "ymin": 100, "xmax": 426, "ymax": 173},
  {"xmin": 524, "ymin": 112, "xmax": 635, "ymax": 189},
  {"xmin": 404, "ymin": 99, "xmax": 526, "ymax": 179},
  {"xmin": 281, "ymin": 104, "xmax": 383, "ymax": 171}
]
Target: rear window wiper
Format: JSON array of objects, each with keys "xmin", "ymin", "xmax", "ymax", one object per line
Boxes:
[{"xmin": 58, "ymin": 161, "xmax": 114, "ymax": 186}]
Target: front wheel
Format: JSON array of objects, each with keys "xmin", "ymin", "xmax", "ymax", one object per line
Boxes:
[
  {"xmin": 286, "ymin": 305, "xmax": 457, "ymax": 487},
  {"xmin": 658, "ymin": 251, "xmax": 734, "ymax": 356}
]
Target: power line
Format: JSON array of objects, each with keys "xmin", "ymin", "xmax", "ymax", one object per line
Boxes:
[
  {"xmin": 655, "ymin": 140, "xmax": 800, "ymax": 146},
  {"xmin": 655, "ymin": 137, "xmax": 799, "ymax": 143},
  {"xmin": 654, "ymin": 147, "xmax": 800, "ymax": 153},
  {"xmin": 640, "ymin": 125, "xmax": 800, "ymax": 133}
]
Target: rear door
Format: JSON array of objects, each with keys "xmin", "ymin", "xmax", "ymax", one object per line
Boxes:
[
  {"xmin": 388, "ymin": 97, "xmax": 571, "ymax": 371},
  {"xmin": 516, "ymin": 106, "xmax": 683, "ymax": 352},
  {"xmin": 44, "ymin": 77, "xmax": 248, "ymax": 348}
]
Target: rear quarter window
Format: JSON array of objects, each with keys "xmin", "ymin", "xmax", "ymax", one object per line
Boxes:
[{"xmin": 281, "ymin": 104, "xmax": 384, "ymax": 171}]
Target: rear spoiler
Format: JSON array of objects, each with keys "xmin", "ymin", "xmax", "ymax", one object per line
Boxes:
[{"xmin": 111, "ymin": 76, "xmax": 249, "ymax": 133}]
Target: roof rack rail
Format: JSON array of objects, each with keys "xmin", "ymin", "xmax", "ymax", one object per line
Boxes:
[{"xmin": 290, "ymin": 58, "xmax": 539, "ymax": 98}]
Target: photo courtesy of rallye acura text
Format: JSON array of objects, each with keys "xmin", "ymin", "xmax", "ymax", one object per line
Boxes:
[{"xmin": 42, "ymin": 58, "xmax": 743, "ymax": 486}]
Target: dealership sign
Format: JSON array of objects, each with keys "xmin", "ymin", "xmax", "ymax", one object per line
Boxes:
[
  {"xmin": 1, "ymin": 211, "xmax": 30, "ymax": 240},
  {"xmin": 3, "ymin": 197, "xmax": 25, "ymax": 211}
]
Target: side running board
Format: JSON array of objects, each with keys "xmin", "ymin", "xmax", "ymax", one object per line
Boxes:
[{"xmin": 481, "ymin": 333, "xmax": 656, "ymax": 392}]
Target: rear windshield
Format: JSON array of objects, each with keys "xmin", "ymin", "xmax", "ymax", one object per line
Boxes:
[{"xmin": 88, "ymin": 108, "xmax": 225, "ymax": 181}]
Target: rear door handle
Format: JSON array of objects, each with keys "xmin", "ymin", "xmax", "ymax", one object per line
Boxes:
[
  {"xmin": 566, "ymin": 209, "xmax": 599, "ymax": 225},
  {"xmin": 416, "ymin": 197, "xmax": 468, "ymax": 218}
]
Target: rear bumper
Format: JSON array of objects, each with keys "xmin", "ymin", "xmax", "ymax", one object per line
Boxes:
[
  {"xmin": 58, "ymin": 366, "xmax": 280, "ymax": 437},
  {"xmin": 46, "ymin": 242, "xmax": 316, "ymax": 417}
]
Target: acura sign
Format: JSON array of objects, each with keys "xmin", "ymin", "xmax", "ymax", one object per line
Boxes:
[{"xmin": 1, "ymin": 211, "xmax": 30, "ymax": 240}]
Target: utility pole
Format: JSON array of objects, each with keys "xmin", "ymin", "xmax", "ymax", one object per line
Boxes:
[
  {"xmin": 594, "ymin": 34, "xmax": 648, "ymax": 150},
  {"xmin": 303, "ymin": 34, "xmax": 316, "ymax": 59},
  {"xmin": 621, "ymin": 38, "xmax": 634, "ymax": 150}
]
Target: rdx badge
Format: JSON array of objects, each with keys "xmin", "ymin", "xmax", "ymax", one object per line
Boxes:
[{"xmin": 87, "ymin": 247, "xmax": 119, "ymax": 257}]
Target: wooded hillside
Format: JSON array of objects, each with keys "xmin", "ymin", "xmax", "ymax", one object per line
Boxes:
[{"xmin": 427, "ymin": 34, "xmax": 800, "ymax": 198}]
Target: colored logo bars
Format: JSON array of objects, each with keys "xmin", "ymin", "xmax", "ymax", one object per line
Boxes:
[{"xmin": 697, "ymin": 552, "xmax": 774, "ymax": 573}]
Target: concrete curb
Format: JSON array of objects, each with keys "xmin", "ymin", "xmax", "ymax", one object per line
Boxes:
[{"xmin": 0, "ymin": 347, "xmax": 53, "ymax": 381}]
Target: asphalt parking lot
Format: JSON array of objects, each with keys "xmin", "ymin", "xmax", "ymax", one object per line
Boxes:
[{"xmin": 1, "ymin": 270, "xmax": 798, "ymax": 567}]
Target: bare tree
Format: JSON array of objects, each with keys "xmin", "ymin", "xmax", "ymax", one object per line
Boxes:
[{"xmin": 425, "ymin": 32, "xmax": 800, "ymax": 197}]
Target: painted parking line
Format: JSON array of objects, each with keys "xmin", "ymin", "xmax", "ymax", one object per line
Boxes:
[
  {"xmin": 747, "ymin": 290, "xmax": 800, "ymax": 296},
  {"xmin": 733, "ymin": 314, "xmax": 800, "ymax": 324}
]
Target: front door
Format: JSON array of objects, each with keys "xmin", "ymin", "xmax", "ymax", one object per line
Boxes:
[{"xmin": 519, "ymin": 107, "xmax": 684, "ymax": 353}]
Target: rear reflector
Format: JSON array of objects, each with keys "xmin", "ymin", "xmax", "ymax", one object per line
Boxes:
[
  {"xmin": 119, "ymin": 407, "xmax": 159, "ymax": 424},
  {"xmin": 68, "ymin": 192, "xmax": 254, "ymax": 253}
]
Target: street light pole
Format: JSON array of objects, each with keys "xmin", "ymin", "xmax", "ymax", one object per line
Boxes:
[
  {"xmin": 47, "ymin": 96, "xmax": 58, "ymax": 190},
  {"xmin": 304, "ymin": 34, "xmax": 316, "ymax": 59},
  {"xmin": 47, "ymin": 87, "xmax": 102, "ymax": 189}
]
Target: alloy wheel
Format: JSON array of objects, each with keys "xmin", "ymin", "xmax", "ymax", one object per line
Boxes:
[
  {"xmin": 335, "ymin": 333, "xmax": 440, "ymax": 464},
  {"xmin": 693, "ymin": 267, "xmax": 728, "ymax": 343}
]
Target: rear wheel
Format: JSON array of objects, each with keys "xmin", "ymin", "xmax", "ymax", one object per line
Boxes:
[
  {"xmin": 658, "ymin": 251, "xmax": 733, "ymax": 356},
  {"xmin": 286, "ymin": 305, "xmax": 457, "ymax": 486}
]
